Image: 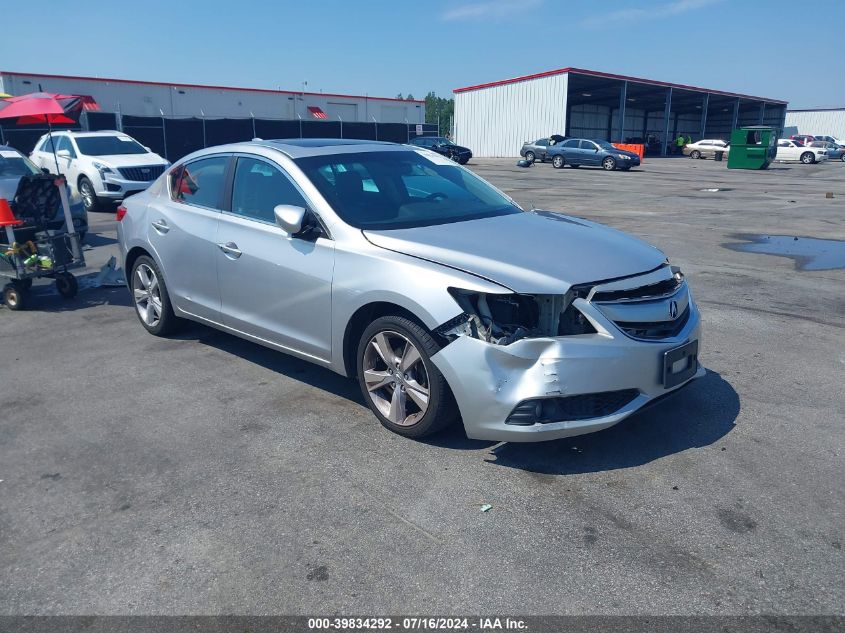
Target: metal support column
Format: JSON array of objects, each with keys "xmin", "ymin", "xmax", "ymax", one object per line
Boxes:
[
  {"xmin": 661, "ymin": 87, "xmax": 673, "ymax": 157},
  {"xmin": 731, "ymin": 98, "xmax": 740, "ymax": 131},
  {"xmin": 699, "ymin": 93, "xmax": 709, "ymax": 140},
  {"xmin": 617, "ymin": 81, "xmax": 628, "ymax": 142},
  {"xmin": 759, "ymin": 102, "xmax": 766, "ymax": 125}
]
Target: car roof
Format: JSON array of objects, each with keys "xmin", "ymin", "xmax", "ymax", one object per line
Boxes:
[
  {"xmin": 49, "ymin": 130, "xmax": 131, "ymax": 137},
  {"xmin": 245, "ymin": 138, "xmax": 407, "ymax": 159}
]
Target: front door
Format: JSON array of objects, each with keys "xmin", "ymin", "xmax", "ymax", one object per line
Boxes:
[
  {"xmin": 216, "ymin": 155, "xmax": 335, "ymax": 362},
  {"xmin": 580, "ymin": 140, "xmax": 602, "ymax": 165}
]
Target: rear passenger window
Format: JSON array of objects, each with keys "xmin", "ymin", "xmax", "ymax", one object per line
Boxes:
[
  {"xmin": 231, "ymin": 157, "xmax": 308, "ymax": 223},
  {"xmin": 172, "ymin": 156, "xmax": 229, "ymax": 209}
]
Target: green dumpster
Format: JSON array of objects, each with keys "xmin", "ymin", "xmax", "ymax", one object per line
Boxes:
[{"xmin": 727, "ymin": 126, "xmax": 777, "ymax": 170}]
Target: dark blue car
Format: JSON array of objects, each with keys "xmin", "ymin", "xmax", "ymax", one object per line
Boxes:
[{"xmin": 547, "ymin": 138, "xmax": 640, "ymax": 171}]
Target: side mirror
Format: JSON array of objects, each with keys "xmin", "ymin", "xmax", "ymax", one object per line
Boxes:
[
  {"xmin": 274, "ymin": 204, "xmax": 307, "ymax": 235},
  {"xmin": 56, "ymin": 149, "xmax": 71, "ymax": 158},
  {"xmin": 41, "ymin": 167, "xmax": 51, "ymax": 174},
  {"xmin": 144, "ymin": 146, "xmax": 152, "ymax": 152}
]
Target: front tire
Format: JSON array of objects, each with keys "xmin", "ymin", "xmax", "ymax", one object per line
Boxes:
[
  {"xmin": 690, "ymin": 150, "xmax": 701, "ymax": 159},
  {"xmin": 357, "ymin": 315, "xmax": 456, "ymax": 439},
  {"xmin": 524, "ymin": 151, "xmax": 536, "ymax": 163},
  {"xmin": 78, "ymin": 176, "xmax": 100, "ymax": 213},
  {"xmin": 3, "ymin": 282, "xmax": 27, "ymax": 310},
  {"xmin": 552, "ymin": 155, "xmax": 565, "ymax": 169},
  {"xmin": 602, "ymin": 156, "xmax": 617, "ymax": 171},
  {"xmin": 800, "ymin": 152, "xmax": 815, "ymax": 164},
  {"xmin": 130, "ymin": 255, "xmax": 180, "ymax": 335}
]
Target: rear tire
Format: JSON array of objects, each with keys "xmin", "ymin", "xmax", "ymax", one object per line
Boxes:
[
  {"xmin": 55, "ymin": 272, "xmax": 78, "ymax": 299},
  {"xmin": 357, "ymin": 315, "xmax": 456, "ymax": 439},
  {"xmin": 800, "ymin": 152, "xmax": 815, "ymax": 164},
  {"xmin": 602, "ymin": 156, "xmax": 617, "ymax": 171},
  {"xmin": 552, "ymin": 155, "xmax": 565, "ymax": 169},
  {"xmin": 130, "ymin": 255, "xmax": 181, "ymax": 336},
  {"xmin": 690, "ymin": 150, "xmax": 701, "ymax": 159}
]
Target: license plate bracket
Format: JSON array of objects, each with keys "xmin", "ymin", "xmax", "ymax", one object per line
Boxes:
[{"xmin": 663, "ymin": 340, "xmax": 698, "ymax": 389}]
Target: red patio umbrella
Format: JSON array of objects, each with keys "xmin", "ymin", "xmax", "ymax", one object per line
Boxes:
[{"xmin": 0, "ymin": 92, "xmax": 99, "ymax": 172}]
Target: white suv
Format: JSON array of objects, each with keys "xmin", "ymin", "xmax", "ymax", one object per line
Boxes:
[{"xmin": 30, "ymin": 131, "xmax": 169, "ymax": 211}]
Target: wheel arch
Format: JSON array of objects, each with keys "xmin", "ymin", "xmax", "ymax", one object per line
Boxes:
[{"xmin": 342, "ymin": 301, "xmax": 431, "ymax": 379}]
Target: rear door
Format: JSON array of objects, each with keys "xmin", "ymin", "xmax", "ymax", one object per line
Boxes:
[
  {"xmin": 146, "ymin": 154, "xmax": 229, "ymax": 321},
  {"xmin": 558, "ymin": 138, "xmax": 582, "ymax": 164},
  {"xmin": 216, "ymin": 154, "xmax": 335, "ymax": 361},
  {"xmin": 536, "ymin": 138, "xmax": 550, "ymax": 159}
]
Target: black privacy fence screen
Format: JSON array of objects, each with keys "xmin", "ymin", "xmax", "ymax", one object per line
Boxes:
[{"xmin": 0, "ymin": 111, "xmax": 438, "ymax": 162}]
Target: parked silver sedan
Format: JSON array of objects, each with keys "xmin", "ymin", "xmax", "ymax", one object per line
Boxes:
[{"xmin": 117, "ymin": 139, "xmax": 703, "ymax": 442}]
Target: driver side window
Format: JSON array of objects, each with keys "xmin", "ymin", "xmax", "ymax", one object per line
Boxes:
[{"xmin": 230, "ymin": 157, "xmax": 308, "ymax": 223}]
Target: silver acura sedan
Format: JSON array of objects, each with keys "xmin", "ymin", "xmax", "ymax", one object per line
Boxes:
[{"xmin": 117, "ymin": 139, "xmax": 703, "ymax": 442}]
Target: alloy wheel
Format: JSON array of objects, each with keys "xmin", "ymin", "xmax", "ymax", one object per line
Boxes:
[
  {"xmin": 603, "ymin": 157, "xmax": 616, "ymax": 170},
  {"xmin": 133, "ymin": 263, "xmax": 163, "ymax": 327},
  {"xmin": 80, "ymin": 180, "xmax": 95, "ymax": 210},
  {"xmin": 362, "ymin": 330, "xmax": 430, "ymax": 426}
]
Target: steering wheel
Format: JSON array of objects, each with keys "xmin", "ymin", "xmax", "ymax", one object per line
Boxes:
[{"xmin": 425, "ymin": 192, "xmax": 448, "ymax": 201}]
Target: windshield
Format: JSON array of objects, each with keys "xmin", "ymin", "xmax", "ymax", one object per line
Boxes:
[
  {"xmin": 0, "ymin": 150, "xmax": 40, "ymax": 178},
  {"xmin": 75, "ymin": 135, "xmax": 148, "ymax": 156},
  {"xmin": 595, "ymin": 140, "xmax": 616, "ymax": 150},
  {"xmin": 295, "ymin": 150, "xmax": 521, "ymax": 230}
]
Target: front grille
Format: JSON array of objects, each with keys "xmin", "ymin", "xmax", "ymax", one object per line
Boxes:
[
  {"xmin": 118, "ymin": 165, "xmax": 166, "ymax": 182},
  {"xmin": 506, "ymin": 389, "xmax": 640, "ymax": 425},
  {"xmin": 616, "ymin": 305, "xmax": 690, "ymax": 340},
  {"xmin": 591, "ymin": 277, "xmax": 681, "ymax": 303}
]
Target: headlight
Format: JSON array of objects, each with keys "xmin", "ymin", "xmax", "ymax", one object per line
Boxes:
[
  {"xmin": 92, "ymin": 161, "xmax": 113, "ymax": 175},
  {"xmin": 439, "ymin": 288, "xmax": 595, "ymax": 345},
  {"xmin": 671, "ymin": 265, "xmax": 684, "ymax": 283},
  {"xmin": 618, "ymin": 154, "xmax": 631, "ymax": 159}
]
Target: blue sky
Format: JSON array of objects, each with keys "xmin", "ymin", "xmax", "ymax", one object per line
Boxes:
[{"xmin": 1, "ymin": 0, "xmax": 842, "ymax": 108}]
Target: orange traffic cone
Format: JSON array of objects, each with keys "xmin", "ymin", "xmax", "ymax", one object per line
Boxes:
[{"xmin": 0, "ymin": 198, "xmax": 23, "ymax": 227}]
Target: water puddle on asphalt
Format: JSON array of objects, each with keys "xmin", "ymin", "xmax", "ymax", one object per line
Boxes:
[{"xmin": 724, "ymin": 234, "xmax": 845, "ymax": 271}]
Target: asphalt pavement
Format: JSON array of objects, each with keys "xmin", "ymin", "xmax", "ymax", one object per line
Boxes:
[{"xmin": 0, "ymin": 156, "xmax": 842, "ymax": 615}]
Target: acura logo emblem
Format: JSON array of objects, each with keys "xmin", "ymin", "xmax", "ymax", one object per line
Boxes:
[{"xmin": 669, "ymin": 300, "xmax": 679, "ymax": 319}]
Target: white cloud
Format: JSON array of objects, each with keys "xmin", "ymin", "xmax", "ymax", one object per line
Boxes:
[
  {"xmin": 582, "ymin": 0, "xmax": 725, "ymax": 27},
  {"xmin": 441, "ymin": 0, "xmax": 543, "ymax": 22}
]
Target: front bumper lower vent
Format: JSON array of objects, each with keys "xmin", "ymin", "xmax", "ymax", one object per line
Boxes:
[{"xmin": 506, "ymin": 389, "xmax": 640, "ymax": 425}]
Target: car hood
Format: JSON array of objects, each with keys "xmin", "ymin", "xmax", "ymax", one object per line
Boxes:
[
  {"xmin": 83, "ymin": 153, "xmax": 167, "ymax": 168},
  {"xmin": 363, "ymin": 210, "xmax": 666, "ymax": 294},
  {"xmin": 0, "ymin": 176, "xmax": 19, "ymax": 201},
  {"xmin": 440, "ymin": 144, "xmax": 471, "ymax": 154}
]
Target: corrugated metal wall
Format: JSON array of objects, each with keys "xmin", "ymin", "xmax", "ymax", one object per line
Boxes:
[
  {"xmin": 454, "ymin": 74, "xmax": 568, "ymax": 157},
  {"xmin": 784, "ymin": 110, "xmax": 845, "ymax": 139},
  {"xmin": 0, "ymin": 73, "xmax": 425, "ymax": 123}
]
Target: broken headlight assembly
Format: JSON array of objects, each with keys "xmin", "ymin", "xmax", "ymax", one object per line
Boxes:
[{"xmin": 437, "ymin": 288, "xmax": 596, "ymax": 345}]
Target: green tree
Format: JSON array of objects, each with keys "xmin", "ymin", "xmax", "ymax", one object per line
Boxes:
[{"xmin": 424, "ymin": 92, "xmax": 454, "ymax": 136}]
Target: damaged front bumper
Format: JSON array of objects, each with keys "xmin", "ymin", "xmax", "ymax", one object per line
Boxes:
[{"xmin": 431, "ymin": 296, "xmax": 703, "ymax": 442}]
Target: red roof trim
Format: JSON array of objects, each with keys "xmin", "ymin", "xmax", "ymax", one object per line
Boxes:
[
  {"xmin": 453, "ymin": 67, "xmax": 788, "ymax": 105},
  {"xmin": 0, "ymin": 70, "xmax": 425, "ymax": 104}
]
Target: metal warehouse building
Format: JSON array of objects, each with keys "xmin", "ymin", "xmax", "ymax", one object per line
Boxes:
[
  {"xmin": 0, "ymin": 71, "xmax": 425, "ymax": 123},
  {"xmin": 784, "ymin": 108, "xmax": 845, "ymax": 140},
  {"xmin": 454, "ymin": 67, "xmax": 787, "ymax": 158}
]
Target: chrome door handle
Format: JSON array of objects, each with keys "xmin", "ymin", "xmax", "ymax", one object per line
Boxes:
[
  {"xmin": 151, "ymin": 219, "xmax": 170, "ymax": 233},
  {"xmin": 217, "ymin": 242, "xmax": 242, "ymax": 258}
]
